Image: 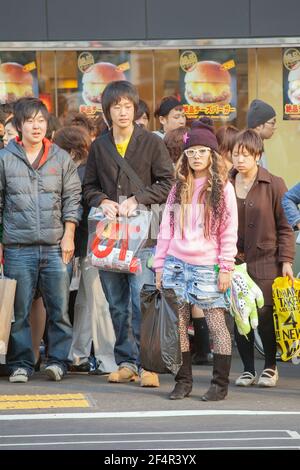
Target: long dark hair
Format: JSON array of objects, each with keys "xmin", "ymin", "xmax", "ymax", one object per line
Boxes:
[{"xmin": 174, "ymin": 148, "xmax": 228, "ymax": 238}]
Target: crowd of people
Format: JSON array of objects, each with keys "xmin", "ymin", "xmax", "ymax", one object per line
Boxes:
[{"xmin": 0, "ymin": 83, "xmax": 298, "ymax": 402}]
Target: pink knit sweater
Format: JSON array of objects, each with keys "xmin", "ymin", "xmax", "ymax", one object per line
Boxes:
[{"xmin": 153, "ymin": 177, "xmax": 238, "ymax": 272}]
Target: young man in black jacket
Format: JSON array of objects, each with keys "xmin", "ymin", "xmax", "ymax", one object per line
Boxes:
[{"xmin": 84, "ymin": 81, "xmax": 174, "ymax": 387}]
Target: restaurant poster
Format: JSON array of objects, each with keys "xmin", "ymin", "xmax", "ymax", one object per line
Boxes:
[
  {"xmin": 77, "ymin": 51, "xmax": 131, "ymax": 117},
  {"xmin": 0, "ymin": 51, "xmax": 39, "ymax": 104},
  {"xmin": 179, "ymin": 49, "xmax": 237, "ymax": 122},
  {"xmin": 283, "ymin": 48, "xmax": 300, "ymax": 120}
]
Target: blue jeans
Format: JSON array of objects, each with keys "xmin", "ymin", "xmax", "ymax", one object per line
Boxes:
[
  {"xmin": 4, "ymin": 245, "xmax": 73, "ymax": 374},
  {"xmin": 99, "ymin": 248, "xmax": 154, "ymax": 372}
]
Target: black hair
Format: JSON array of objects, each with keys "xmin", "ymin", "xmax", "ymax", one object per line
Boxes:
[
  {"xmin": 13, "ymin": 97, "xmax": 49, "ymax": 134},
  {"xmin": 101, "ymin": 80, "xmax": 139, "ymax": 127},
  {"xmin": 135, "ymin": 99, "xmax": 150, "ymax": 120}
]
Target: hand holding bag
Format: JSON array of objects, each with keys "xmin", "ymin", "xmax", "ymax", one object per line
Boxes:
[{"xmin": 140, "ymin": 285, "xmax": 182, "ymax": 375}]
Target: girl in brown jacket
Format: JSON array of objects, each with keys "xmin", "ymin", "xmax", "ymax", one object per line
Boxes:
[{"xmin": 231, "ymin": 129, "xmax": 295, "ymax": 388}]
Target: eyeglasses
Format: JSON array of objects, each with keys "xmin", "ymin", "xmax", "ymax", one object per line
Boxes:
[
  {"xmin": 264, "ymin": 119, "xmax": 276, "ymax": 127},
  {"xmin": 184, "ymin": 148, "xmax": 211, "ymax": 158}
]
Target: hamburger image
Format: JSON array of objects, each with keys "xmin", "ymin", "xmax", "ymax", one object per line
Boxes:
[
  {"xmin": 184, "ymin": 61, "xmax": 232, "ymax": 106},
  {"xmin": 82, "ymin": 62, "xmax": 126, "ymax": 105},
  {"xmin": 0, "ymin": 62, "xmax": 34, "ymax": 103},
  {"xmin": 288, "ymin": 65, "xmax": 300, "ymax": 105}
]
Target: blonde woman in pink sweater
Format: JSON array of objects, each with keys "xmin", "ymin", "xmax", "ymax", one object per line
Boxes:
[{"xmin": 154, "ymin": 118, "xmax": 238, "ymax": 401}]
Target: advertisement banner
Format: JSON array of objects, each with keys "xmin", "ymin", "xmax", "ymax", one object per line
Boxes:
[
  {"xmin": 283, "ymin": 48, "xmax": 300, "ymax": 120},
  {"xmin": 0, "ymin": 51, "xmax": 39, "ymax": 104},
  {"xmin": 77, "ymin": 51, "xmax": 131, "ymax": 117},
  {"xmin": 179, "ymin": 49, "xmax": 237, "ymax": 122}
]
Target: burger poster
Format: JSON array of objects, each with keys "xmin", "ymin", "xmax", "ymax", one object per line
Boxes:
[
  {"xmin": 0, "ymin": 52, "xmax": 39, "ymax": 104},
  {"xmin": 179, "ymin": 49, "xmax": 237, "ymax": 122},
  {"xmin": 77, "ymin": 51, "xmax": 131, "ymax": 116},
  {"xmin": 283, "ymin": 48, "xmax": 300, "ymax": 120}
]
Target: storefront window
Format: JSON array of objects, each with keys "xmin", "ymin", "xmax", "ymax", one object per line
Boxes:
[
  {"xmin": 1, "ymin": 45, "xmax": 299, "ymax": 187},
  {"xmin": 36, "ymin": 51, "xmax": 55, "ymax": 114},
  {"xmin": 249, "ymin": 48, "xmax": 299, "ymax": 186}
]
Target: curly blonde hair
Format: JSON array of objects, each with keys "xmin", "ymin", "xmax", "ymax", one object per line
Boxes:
[{"xmin": 174, "ymin": 149, "xmax": 228, "ymax": 238}]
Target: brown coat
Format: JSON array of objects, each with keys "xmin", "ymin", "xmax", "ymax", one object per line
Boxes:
[{"xmin": 231, "ymin": 167, "xmax": 295, "ymax": 305}]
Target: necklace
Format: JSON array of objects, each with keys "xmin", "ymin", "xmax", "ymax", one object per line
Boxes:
[{"xmin": 236, "ymin": 173, "xmax": 257, "ymax": 196}]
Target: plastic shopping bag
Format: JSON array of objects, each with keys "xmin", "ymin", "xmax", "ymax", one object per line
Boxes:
[
  {"xmin": 69, "ymin": 257, "xmax": 81, "ymax": 291},
  {"xmin": 140, "ymin": 285, "xmax": 182, "ymax": 375},
  {"xmin": 272, "ymin": 276, "xmax": 300, "ymax": 361},
  {"xmin": 87, "ymin": 208, "xmax": 152, "ymax": 274},
  {"xmin": 0, "ymin": 266, "xmax": 17, "ymax": 355}
]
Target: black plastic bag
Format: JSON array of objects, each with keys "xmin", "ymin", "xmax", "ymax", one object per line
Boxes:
[{"xmin": 140, "ymin": 285, "xmax": 182, "ymax": 375}]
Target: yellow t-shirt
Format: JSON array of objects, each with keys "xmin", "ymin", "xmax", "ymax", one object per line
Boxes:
[{"xmin": 116, "ymin": 137, "xmax": 131, "ymax": 158}]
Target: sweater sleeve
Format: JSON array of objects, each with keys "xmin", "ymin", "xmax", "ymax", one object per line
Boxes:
[
  {"xmin": 153, "ymin": 186, "xmax": 176, "ymax": 272},
  {"xmin": 218, "ymin": 182, "xmax": 238, "ymax": 269},
  {"xmin": 274, "ymin": 177, "xmax": 295, "ymax": 263},
  {"xmin": 281, "ymin": 182, "xmax": 300, "ymax": 230}
]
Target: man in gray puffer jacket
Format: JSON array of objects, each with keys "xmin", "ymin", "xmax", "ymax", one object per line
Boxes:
[{"xmin": 0, "ymin": 97, "xmax": 82, "ymax": 383}]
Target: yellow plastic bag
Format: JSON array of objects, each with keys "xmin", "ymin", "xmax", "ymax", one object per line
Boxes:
[{"xmin": 272, "ymin": 276, "xmax": 300, "ymax": 361}]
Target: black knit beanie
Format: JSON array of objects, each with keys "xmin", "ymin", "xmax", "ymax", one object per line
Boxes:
[
  {"xmin": 183, "ymin": 117, "xmax": 218, "ymax": 152},
  {"xmin": 247, "ymin": 99, "xmax": 276, "ymax": 128}
]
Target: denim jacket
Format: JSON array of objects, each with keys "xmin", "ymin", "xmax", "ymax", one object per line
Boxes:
[{"xmin": 282, "ymin": 183, "xmax": 300, "ymax": 230}]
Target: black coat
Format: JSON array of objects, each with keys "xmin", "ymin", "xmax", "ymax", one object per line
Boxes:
[
  {"xmin": 83, "ymin": 125, "xmax": 174, "ymax": 208},
  {"xmin": 74, "ymin": 163, "xmax": 89, "ymax": 258}
]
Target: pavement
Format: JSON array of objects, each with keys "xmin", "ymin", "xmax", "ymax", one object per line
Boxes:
[{"xmin": 0, "ymin": 350, "xmax": 300, "ymax": 450}]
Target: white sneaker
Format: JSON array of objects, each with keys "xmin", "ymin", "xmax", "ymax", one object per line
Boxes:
[
  {"xmin": 258, "ymin": 368, "xmax": 278, "ymax": 387},
  {"xmin": 235, "ymin": 371, "xmax": 257, "ymax": 387},
  {"xmin": 45, "ymin": 364, "xmax": 64, "ymax": 382},
  {"xmin": 9, "ymin": 368, "xmax": 29, "ymax": 383}
]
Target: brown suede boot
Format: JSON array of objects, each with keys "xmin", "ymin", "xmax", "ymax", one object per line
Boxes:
[
  {"xmin": 169, "ymin": 351, "xmax": 193, "ymax": 400},
  {"xmin": 201, "ymin": 354, "xmax": 231, "ymax": 401}
]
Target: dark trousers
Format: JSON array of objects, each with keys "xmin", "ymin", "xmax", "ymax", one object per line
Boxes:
[{"xmin": 234, "ymin": 305, "xmax": 277, "ymax": 373}]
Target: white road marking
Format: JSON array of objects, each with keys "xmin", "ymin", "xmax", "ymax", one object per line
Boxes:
[
  {"xmin": 0, "ymin": 429, "xmax": 290, "ymax": 438},
  {"xmin": 1, "ymin": 409, "xmax": 300, "ymax": 420},
  {"xmin": 0, "ymin": 436, "xmax": 297, "ymax": 448},
  {"xmin": 287, "ymin": 430, "xmax": 300, "ymax": 439}
]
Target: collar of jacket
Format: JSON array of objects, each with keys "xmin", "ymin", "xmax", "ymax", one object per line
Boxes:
[
  {"xmin": 107, "ymin": 123, "xmax": 145, "ymax": 157},
  {"xmin": 230, "ymin": 165, "xmax": 271, "ymax": 184},
  {"xmin": 8, "ymin": 137, "xmax": 53, "ymax": 168}
]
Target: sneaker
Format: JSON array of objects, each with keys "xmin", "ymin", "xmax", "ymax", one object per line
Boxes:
[
  {"xmin": 235, "ymin": 371, "xmax": 257, "ymax": 387},
  {"xmin": 45, "ymin": 364, "xmax": 64, "ymax": 382},
  {"xmin": 108, "ymin": 366, "xmax": 138, "ymax": 383},
  {"xmin": 9, "ymin": 368, "xmax": 29, "ymax": 383},
  {"xmin": 258, "ymin": 368, "xmax": 278, "ymax": 387},
  {"xmin": 140, "ymin": 370, "xmax": 160, "ymax": 387}
]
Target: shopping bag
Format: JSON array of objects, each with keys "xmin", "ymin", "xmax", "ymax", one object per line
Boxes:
[
  {"xmin": 87, "ymin": 208, "xmax": 152, "ymax": 274},
  {"xmin": 140, "ymin": 285, "xmax": 182, "ymax": 375},
  {"xmin": 0, "ymin": 266, "xmax": 17, "ymax": 355},
  {"xmin": 69, "ymin": 257, "xmax": 81, "ymax": 291},
  {"xmin": 272, "ymin": 276, "xmax": 300, "ymax": 361}
]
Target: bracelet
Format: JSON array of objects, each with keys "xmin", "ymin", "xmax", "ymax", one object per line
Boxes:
[{"xmin": 219, "ymin": 262, "xmax": 234, "ymax": 273}]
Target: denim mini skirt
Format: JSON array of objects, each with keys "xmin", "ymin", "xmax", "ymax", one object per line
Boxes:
[{"xmin": 162, "ymin": 255, "xmax": 228, "ymax": 310}]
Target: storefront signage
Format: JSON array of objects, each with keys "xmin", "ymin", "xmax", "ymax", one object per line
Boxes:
[
  {"xmin": 0, "ymin": 52, "xmax": 39, "ymax": 104},
  {"xmin": 179, "ymin": 49, "xmax": 237, "ymax": 122},
  {"xmin": 283, "ymin": 48, "xmax": 300, "ymax": 120},
  {"xmin": 77, "ymin": 51, "xmax": 131, "ymax": 116}
]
